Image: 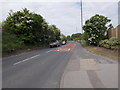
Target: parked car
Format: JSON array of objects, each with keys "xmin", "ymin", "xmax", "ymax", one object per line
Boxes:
[{"xmin": 49, "ymin": 40, "xmax": 60, "ymax": 48}]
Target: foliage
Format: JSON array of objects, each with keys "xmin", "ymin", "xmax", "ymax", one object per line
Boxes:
[
  {"xmin": 99, "ymin": 37, "xmax": 120, "ymax": 49},
  {"xmin": 80, "ymin": 39, "xmax": 88, "ymax": 47},
  {"xmin": 2, "ymin": 31, "xmax": 24, "ymax": 52},
  {"xmin": 2, "ymin": 8, "xmax": 62, "ymax": 53},
  {"xmin": 71, "ymin": 33, "xmax": 81, "ymax": 39},
  {"xmin": 83, "ymin": 14, "xmax": 112, "ymax": 46},
  {"xmin": 66, "ymin": 35, "xmax": 71, "ymax": 41},
  {"xmin": 48, "ymin": 25, "xmax": 61, "ymax": 42},
  {"xmin": 71, "ymin": 33, "xmax": 82, "ymax": 41},
  {"xmin": 60, "ymin": 34, "xmax": 67, "ymax": 41}
]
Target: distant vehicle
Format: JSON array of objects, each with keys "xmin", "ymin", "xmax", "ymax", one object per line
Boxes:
[
  {"xmin": 61, "ymin": 41, "xmax": 67, "ymax": 45},
  {"xmin": 49, "ymin": 40, "xmax": 60, "ymax": 48}
]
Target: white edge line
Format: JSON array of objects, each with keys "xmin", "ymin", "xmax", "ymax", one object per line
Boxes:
[{"xmin": 13, "ymin": 54, "xmax": 40, "ymax": 65}]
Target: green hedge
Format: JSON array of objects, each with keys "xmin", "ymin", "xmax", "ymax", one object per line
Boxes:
[{"xmin": 2, "ymin": 32, "xmax": 25, "ymax": 53}]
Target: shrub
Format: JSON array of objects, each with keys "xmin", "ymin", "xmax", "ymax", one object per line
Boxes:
[
  {"xmin": 99, "ymin": 37, "xmax": 120, "ymax": 49},
  {"xmin": 2, "ymin": 32, "xmax": 24, "ymax": 53},
  {"xmin": 109, "ymin": 37, "xmax": 120, "ymax": 46},
  {"xmin": 80, "ymin": 40, "xmax": 88, "ymax": 47}
]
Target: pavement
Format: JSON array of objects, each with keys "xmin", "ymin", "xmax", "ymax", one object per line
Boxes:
[{"xmin": 60, "ymin": 42, "xmax": 118, "ymax": 88}]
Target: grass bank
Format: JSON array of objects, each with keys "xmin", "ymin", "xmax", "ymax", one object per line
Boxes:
[{"xmin": 85, "ymin": 46, "xmax": 119, "ymax": 60}]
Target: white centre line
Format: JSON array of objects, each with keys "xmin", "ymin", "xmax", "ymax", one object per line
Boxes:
[
  {"xmin": 46, "ymin": 50, "xmax": 52, "ymax": 53},
  {"xmin": 13, "ymin": 54, "xmax": 40, "ymax": 65}
]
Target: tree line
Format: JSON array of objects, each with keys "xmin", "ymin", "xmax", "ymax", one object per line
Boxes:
[{"xmin": 2, "ymin": 8, "xmax": 63, "ymax": 53}]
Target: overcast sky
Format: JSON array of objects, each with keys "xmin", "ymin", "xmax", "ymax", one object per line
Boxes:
[{"xmin": 0, "ymin": 0, "xmax": 119, "ymax": 35}]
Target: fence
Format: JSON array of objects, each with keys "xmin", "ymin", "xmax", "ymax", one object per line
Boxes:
[{"xmin": 108, "ymin": 25, "xmax": 120, "ymax": 39}]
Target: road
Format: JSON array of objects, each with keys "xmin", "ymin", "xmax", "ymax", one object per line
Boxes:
[
  {"xmin": 2, "ymin": 42, "xmax": 75, "ymax": 88},
  {"xmin": 2, "ymin": 41, "xmax": 118, "ymax": 88}
]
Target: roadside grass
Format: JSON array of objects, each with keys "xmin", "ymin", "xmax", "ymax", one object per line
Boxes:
[{"xmin": 85, "ymin": 46, "xmax": 119, "ymax": 60}]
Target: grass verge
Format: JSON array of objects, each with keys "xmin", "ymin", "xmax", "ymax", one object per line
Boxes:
[{"xmin": 85, "ymin": 46, "xmax": 119, "ymax": 60}]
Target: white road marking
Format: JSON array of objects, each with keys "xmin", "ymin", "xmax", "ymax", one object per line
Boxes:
[
  {"xmin": 13, "ymin": 54, "xmax": 40, "ymax": 65},
  {"xmin": 68, "ymin": 48, "xmax": 71, "ymax": 51},
  {"xmin": 46, "ymin": 50, "xmax": 51, "ymax": 53}
]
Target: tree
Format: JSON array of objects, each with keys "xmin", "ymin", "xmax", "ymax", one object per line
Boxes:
[
  {"xmin": 3, "ymin": 8, "xmax": 62, "ymax": 53},
  {"xmin": 4, "ymin": 8, "xmax": 46, "ymax": 44},
  {"xmin": 3, "ymin": 8, "xmax": 62, "ymax": 45},
  {"xmin": 48, "ymin": 25, "xmax": 61, "ymax": 42},
  {"xmin": 66, "ymin": 35, "xmax": 71, "ymax": 41},
  {"xmin": 83, "ymin": 14, "xmax": 112, "ymax": 46},
  {"xmin": 71, "ymin": 33, "xmax": 82, "ymax": 41},
  {"xmin": 60, "ymin": 34, "xmax": 67, "ymax": 42}
]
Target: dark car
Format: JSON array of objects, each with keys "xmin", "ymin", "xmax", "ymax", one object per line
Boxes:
[{"xmin": 49, "ymin": 40, "xmax": 60, "ymax": 48}]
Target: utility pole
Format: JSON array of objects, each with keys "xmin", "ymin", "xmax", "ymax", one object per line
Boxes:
[
  {"xmin": 81, "ymin": 0, "xmax": 83, "ymax": 33},
  {"xmin": 76, "ymin": 27, "xmax": 77, "ymax": 33}
]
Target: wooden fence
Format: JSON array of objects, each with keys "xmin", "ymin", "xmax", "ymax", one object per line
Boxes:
[{"xmin": 108, "ymin": 25, "xmax": 120, "ymax": 39}]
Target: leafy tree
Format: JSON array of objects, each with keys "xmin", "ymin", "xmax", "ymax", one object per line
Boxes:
[
  {"xmin": 48, "ymin": 25, "xmax": 61, "ymax": 42},
  {"xmin": 3, "ymin": 8, "xmax": 62, "ymax": 53},
  {"xmin": 81, "ymin": 32, "xmax": 89, "ymax": 42},
  {"xmin": 71, "ymin": 33, "xmax": 82, "ymax": 40},
  {"xmin": 66, "ymin": 35, "xmax": 71, "ymax": 41},
  {"xmin": 60, "ymin": 34, "xmax": 67, "ymax": 42},
  {"xmin": 51, "ymin": 25, "xmax": 61, "ymax": 40},
  {"xmin": 83, "ymin": 14, "xmax": 112, "ymax": 46},
  {"xmin": 4, "ymin": 8, "xmax": 46, "ymax": 44}
]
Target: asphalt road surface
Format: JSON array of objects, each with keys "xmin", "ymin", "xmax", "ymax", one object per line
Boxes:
[
  {"xmin": 2, "ymin": 41, "xmax": 118, "ymax": 88},
  {"xmin": 3, "ymin": 41, "xmax": 75, "ymax": 88}
]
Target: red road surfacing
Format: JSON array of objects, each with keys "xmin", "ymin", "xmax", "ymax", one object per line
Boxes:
[{"xmin": 52, "ymin": 44, "xmax": 76, "ymax": 52}]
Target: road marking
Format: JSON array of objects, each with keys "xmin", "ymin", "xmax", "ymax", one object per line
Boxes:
[
  {"xmin": 46, "ymin": 50, "xmax": 51, "ymax": 53},
  {"xmin": 13, "ymin": 54, "xmax": 40, "ymax": 65},
  {"xmin": 68, "ymin": 48, "xmax": 71, "ymax": 51},
  {"xmin": 52, "ymin": 44, "xmax": 76, "ymax": 52}
]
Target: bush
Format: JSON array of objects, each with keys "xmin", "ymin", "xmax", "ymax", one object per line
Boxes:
[
  {"xmin": 2, "ymin": 32, "xmax": 24, "ymax": 53},
  {"xmin": 99, "ymin": 37, "xmax": 120, "ymax": 49},
  {"xmin": 109, "ymin": 37, "xmax": 120, "ymax": 46},
  {"xmin": 80, "ymin": 40, "xmax": 88, "ymax": 47}
]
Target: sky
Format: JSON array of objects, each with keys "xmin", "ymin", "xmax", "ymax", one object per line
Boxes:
[{"xmin": 0, "ymin": 0, "xmax": 119, "ymax": 35}]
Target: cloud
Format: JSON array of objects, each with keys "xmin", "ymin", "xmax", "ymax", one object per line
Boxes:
[
  {"xmin": 1, "ymin": 2, "xmax": 81, "ymax": 35},
  {"xmin": 0, "ymin": 0, "xmax": 119, "ymax": 2},
  {"xmin": 0, "ymin": 1, "xmax": 118, "ymax": 35},
  {"xmin": 82, "ymin": 2, "xmax": 118, "ymax": 27}
]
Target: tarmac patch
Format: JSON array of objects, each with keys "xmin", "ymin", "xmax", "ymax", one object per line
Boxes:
[{"xmin": 80, "ymin": 59, "xmax": 99, "ymax": 70}]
